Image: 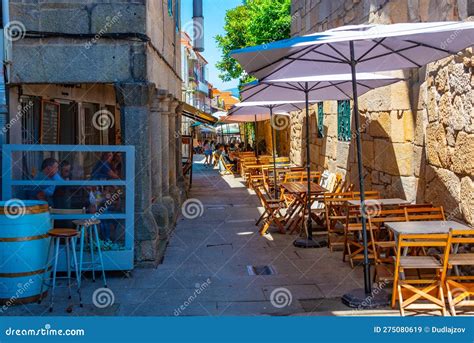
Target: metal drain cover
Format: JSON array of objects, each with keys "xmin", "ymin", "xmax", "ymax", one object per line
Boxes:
[{"xmin": 247, "ymin": 265, "xmax": 277, "ymax": 276}]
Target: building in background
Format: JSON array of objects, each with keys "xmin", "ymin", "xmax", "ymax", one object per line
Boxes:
[
  {"xmin": 2, "ymin": 0, "xmax": 186, "ymax": 266},
  {"xmin": 289, "ymin": 0, "xmax": 473, "ymax": 226}
]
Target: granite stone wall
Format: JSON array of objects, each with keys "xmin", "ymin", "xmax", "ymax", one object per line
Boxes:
[{"xmin": 289, "ymin": 0, "xmax": 473, "ymax": 225}]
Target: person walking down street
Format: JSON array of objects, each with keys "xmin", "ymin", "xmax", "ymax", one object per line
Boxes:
[{"xmin": 203, "ymin": 140, "xmax": 212, "ymax": 167}]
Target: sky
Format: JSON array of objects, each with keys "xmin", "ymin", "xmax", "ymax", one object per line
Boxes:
[{"xmin": 181, "ymin": 0, "xmax": 242, "ymax": 92}]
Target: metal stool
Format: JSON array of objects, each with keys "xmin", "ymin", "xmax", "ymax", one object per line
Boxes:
[
  {"xmin": 73, "ymin": 219, "xmax": 107, "ymax": 287},
  {"xmin": 39, "ymin": 228, "xmax": 82, "ymax": 312}
]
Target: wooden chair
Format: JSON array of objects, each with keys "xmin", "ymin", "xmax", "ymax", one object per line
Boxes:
[
  {"xmin": 253, "ymin": 181, "xmax": 286, "ymax": 236},
  {"xmin": 323, "ymin": 192, "xmax": 355, "ymax": 251},
  {"xmin": 342, "ymin": 204, "xmax": 375, "ymax": 268},
  {"xmin": 444, "ymin": 229, "xmax": 474, "ymax": 316},
  {"xmin": 391, "ymin": 233, "xmax": 450, "ymax": 316},
  {"xmin": 405, "ymin": 206, "xmax": 445, "ymax": 221},
  {"xmin": 368, "ymin": 207, "xmax": 410, "ymax": 282},
  {"xmin": 219, "ymin": 155, "xmax": 235, "ymax": 175},
  {"xmin": 212, "ymin": 152, "xmax": 220, "ymax": 167}
]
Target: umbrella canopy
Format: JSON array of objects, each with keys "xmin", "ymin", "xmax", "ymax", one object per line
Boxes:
[
  {"xmin": 240, "ymin": 72, "xmax": 404, "ymax": 102},
  {"xmin": 220, "ymin": 113, "xmax": 281, "ymax": 123},
  {"xmin": 231, "ymin": 22, "xmax": 474, "ymax": 80},
  {"xmin": 229, "ymin": 100, "xmax": 311, "ymax": 115}
]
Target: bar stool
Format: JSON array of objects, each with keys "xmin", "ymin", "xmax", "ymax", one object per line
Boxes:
[
  {"xmin": 73, "ymin": 219, "xmax": 107, "ymax": 287},
  {"xmin": 39, "ymin": 228, "xmax": 82, "ymax": 312}
]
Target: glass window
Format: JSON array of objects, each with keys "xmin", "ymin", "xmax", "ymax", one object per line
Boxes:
[
  {"xmin": 337, "ymin": 100, "xmax": 351, "ymax": 141},
  {"xmin": 317, "ymin": 102, "xmax": 324, "ymax": 138},
  {"xmin": 168, "ymin": 0, "xmax": 173, "ymax": 16}
]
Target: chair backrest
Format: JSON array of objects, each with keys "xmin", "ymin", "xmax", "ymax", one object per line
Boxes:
[
  {"xmin": 396, "ymin": 233, "xmax": 450, "ymax": 267},
  {"xmin": 301, "ymin": 171, "xmax": 321, "ymax": 184},
  {"xmin": 351, "ymin": 190, "xmax": 381, "ymax": 200},
  {"xmin": 405, "ymin": 206, "xmax": 445, "ymax": 221},
  {"xmin": 284, "ymin": 171, "xmax": 303, "ymax": 182}
]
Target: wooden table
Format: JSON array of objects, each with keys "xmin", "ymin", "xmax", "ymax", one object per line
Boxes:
[
  {"xmin": 347, "ymin": 198, "xmax": 411, "ymax": 207},
  {"xmin": 280, "ymin": 182, "xmax": 327, "ymax": 233},
  {"xmin": 386, "ymin": 220, "xmax": 472, "ymax": 275},
  {"xmin": 385, "ymin": 220, "xmax": 472, "ymax": 235}
]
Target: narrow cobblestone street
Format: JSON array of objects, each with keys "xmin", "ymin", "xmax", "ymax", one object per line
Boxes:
[{"xmin": 4, "ymin": 156, "xmax": 398, "ymax": 316}]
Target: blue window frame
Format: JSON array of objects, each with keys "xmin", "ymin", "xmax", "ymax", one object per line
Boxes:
[
  {"xmin": 317, "ymin": 102, "xmax": 324, "ymax": 138},
  {"xmin": 337, "ymin": 100, "xmax": 351, "ymax": 141},
  {"xmin": 175, "ymin": 0, "xmax": 180, "ymax": 32},
  {"xmin": 168, "ymin": 0, "xmax": 173, "ymax": 16}
]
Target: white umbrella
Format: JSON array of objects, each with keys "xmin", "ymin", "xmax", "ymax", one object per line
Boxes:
[
  {"xmin": 232, "ymin": 22, "xmax": 474, "ymax": 80},
  {"xmin": 229, "ymin": 100, "xmax": 317, "ymax": 197},
  {"xmin": 240, "ymin": 72, "xmax": 403, "ymax": 102},
  {"xmin": 240, "ymin": 73, "xmax": 404, "ymax": 249},
  {"xmin": 231, "ymin": 21, "xmax": 474, "ymax": 307}
]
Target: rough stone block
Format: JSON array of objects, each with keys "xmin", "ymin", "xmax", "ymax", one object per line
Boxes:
[
  {"xmin": 451, "ymin": 131, "xmax": 474, "ymax": 175},
  {"xmin": 92, "ymin": 3, "xmax": 146, "ymax": 34},
  {"xmin": 460, "ymin": 176, "xmax": 474, "ymax": 225},
  {"xmin": 425, "ymin": 123, "xmax": 450, "ymax": 169},
  {"xmin": 11, "ymin": 40, "xmax": 135, "ymax": 83}
]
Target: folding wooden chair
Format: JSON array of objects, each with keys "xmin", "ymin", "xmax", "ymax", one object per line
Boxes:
[
  {"xmin": 253, "ymin": 181, "xmax": 286, "ymax": 236},
  {"xmin": 391, "ymin": 233, "xmax": 450, "ymax": 316},
  {"xmin": 444, "ymin": 229, "xmax": 474, "ymax": 316},
  {"xmin": 219, "ymin": 155, "xmax": 235, "ymax": 175},
  {"xmin": 368, "ymin": 208, "xmax": 408, "ymax": 283},
  {"xmin": 323, "ymin": 192, "xmax": 355, "ymax": 251},
  {"xmin": 342, "ymin": 204, "xmax": 375, "ymax": 268}
]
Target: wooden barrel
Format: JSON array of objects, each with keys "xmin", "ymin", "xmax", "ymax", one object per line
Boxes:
[{"xmin": 0, "ymin": 200, "xmax": 51, "ymax": 305}]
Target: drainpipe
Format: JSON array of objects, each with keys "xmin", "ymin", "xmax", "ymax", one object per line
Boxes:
[
  {"xmin": 192, "ymin": 0, "xmax": 204, "ymax": 52},
  {"xmin": 0, "ymin": 0, "xmax": 10, "ymax": 146}
]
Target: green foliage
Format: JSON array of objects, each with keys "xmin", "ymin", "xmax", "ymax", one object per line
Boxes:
[{"xmin": 215, "ymin": 0, "xmax": 291, "ymax": 83}]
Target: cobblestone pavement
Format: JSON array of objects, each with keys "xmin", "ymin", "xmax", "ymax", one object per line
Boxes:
[{"xmin": 3, "ymin": 156, "xmax": 397, "ymax": 316}]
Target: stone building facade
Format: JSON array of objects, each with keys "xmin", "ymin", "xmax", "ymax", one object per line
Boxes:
[
  {"xmin": 5, "ymin": 0, "xmax": 185, "ymax": 264},
  {"xmin": 289, "ymin": 0, "xmax": 473, "ymax": 225}
]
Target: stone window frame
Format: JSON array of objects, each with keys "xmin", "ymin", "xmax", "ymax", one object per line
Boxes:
[{"xmin": 337, "ymin": 100, "xmax": 351, "ymax": 141}]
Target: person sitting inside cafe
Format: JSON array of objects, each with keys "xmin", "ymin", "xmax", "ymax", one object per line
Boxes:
[
  {"xmin": 33, "ymin": 157, "xmax": 63, "ymax": 205},
  {"xmin": 91, "ymin": 152, "xmax": 120, "ymax": 180}
]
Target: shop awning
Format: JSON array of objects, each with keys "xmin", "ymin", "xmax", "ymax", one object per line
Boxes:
[{"xmin": 182, "ymin": 102, "xmax": 218, "ymax": 125}]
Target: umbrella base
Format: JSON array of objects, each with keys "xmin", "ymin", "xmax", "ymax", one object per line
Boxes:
[
  {"xmin": 293, "ymin": 237, "xmax": 327, "ymax": 248},
  {"xmin": 341, "ymin": 288, "xmax": 389, "ymax": 309}
]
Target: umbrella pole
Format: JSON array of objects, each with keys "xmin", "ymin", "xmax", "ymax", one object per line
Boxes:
[
  {"xmin": 269, "ymin": 107, "xmax": 278, "ymax": 198},
  {"xmin": 254, "ymin": 115, "xmax": 258, "ymax": 158},
  {"xmin": 342, "ymin": 41, "xmax": 388, "ymax": 309},
  {"xmin": 294, "ymin": 84, "xmax": 324, "ymax": 249}
]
